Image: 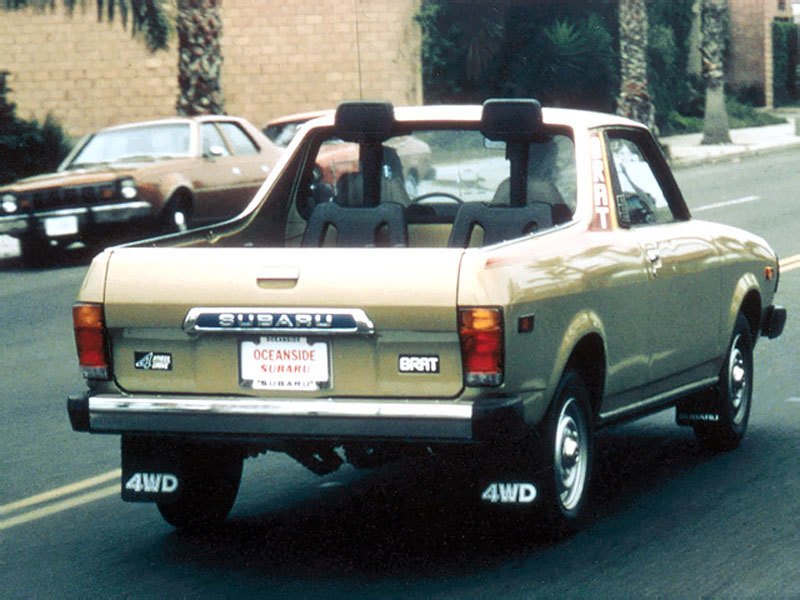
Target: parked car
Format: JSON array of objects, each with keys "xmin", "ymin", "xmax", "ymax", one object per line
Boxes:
[
  {"xmin": 264, "ymin": 110, "xmax": 433, "ymax": 196},
  {"xmin": 68, "ymin": 100, "xmax": 786, "ymax": 533},
  {"xmin": 0, "ymin": 115, "xmax": 282, "ymax": 264}
]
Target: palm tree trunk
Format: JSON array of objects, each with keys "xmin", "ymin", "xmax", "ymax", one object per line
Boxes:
[
  {"xmin": 701, "ymin": 0, "xmax": 731, "ymax": 144},
  {"xmin": 616, "ymin": 0, "xmax": 655, "ymax": 131},
  {"xmin": 176, "ymin": 0, "xmax": 225, "ymax": 116}
]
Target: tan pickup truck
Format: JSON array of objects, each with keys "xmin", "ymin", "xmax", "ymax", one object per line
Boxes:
[{"xmin": 68, "ymin": 100, "xmax": 786, "ymax": 533}]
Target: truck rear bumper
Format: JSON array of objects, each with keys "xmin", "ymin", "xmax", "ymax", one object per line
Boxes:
[{"xmin": 68, "ymin": 393, "xmax": 525, "ymax": 442}]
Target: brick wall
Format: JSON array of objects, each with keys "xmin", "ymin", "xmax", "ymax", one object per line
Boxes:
[
  {"xmin": 0, "ymin": 0, "xmax": 421, "ymax": 138},
  {"xmin": 728, "ymin": 0, "xmax": 793, "ymax": 107}
]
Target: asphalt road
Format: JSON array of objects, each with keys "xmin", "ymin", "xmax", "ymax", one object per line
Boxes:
[{"xmin": 1, "ymin": 150, "xmax": 799, "ymax": 599}]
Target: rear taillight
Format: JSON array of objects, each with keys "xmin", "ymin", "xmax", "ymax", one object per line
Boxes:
[
  {"xmin": 73, "ymin": 302, "xmax": 111, "ymax": 380},
  {"xmin": 458, "ymin": 307, "xmax": 504, "ymax": 387}
]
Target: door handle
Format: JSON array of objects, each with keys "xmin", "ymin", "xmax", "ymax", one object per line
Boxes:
[
  {"xmin": 256, "ymin": 267, "xmax": 299, "ymax": 289},
  {"xmin": 645, "ymin": 245, "xmax": 662, "ymax": 276}
]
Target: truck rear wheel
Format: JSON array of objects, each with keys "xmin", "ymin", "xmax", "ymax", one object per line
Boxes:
[
  {"xmin": 538, "ymin": 369, "xmax": 594, "ymax": 532},
  {"xmin": 156, "ymin": 445, "xmax": 243, "ymax": 531},
  {"xmin": 694, "ymin": 313, "xmax": 753, "ymax": 452}
]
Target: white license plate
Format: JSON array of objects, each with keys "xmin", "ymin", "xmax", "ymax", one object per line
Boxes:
[
  {"xmin": 44, "ymin": 215, "xmax": 79, "ymax": 236},
  {"xmin": 240, "ymin": 336, "xmax": 330, "ymax": 391}
]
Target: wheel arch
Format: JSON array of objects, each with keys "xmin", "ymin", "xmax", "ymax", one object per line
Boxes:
[
  {"xmin": 161, "ymin": 186, "xmax": 194, "ymax": 219},
  {"xmin": 726, "ymin": 272, "xmax": 762, "ymax": 341},
  {"xmin": 739, "ymin": 289, "xmax": 762, "ymax": 341},
  {"xmin": 562, "ymin": 333, "xmax": 606, "ymax": 420}
]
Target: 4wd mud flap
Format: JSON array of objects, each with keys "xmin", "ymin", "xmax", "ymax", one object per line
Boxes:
[
  {"xmin": 121, "ymin": 436, "xmax": 183, "ymax": 503},
  {"xmin": 470, "ymin": 439, "xmax": 548, "ymax": 508}
]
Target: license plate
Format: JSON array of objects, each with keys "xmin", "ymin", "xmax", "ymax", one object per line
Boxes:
[
  {"xmin": 44, "ymin": 215, "xmax": 79, "ymax": 236},
  {"xmin": 240, "ymin": 336, "xmax": 330, "ymax": 391}
]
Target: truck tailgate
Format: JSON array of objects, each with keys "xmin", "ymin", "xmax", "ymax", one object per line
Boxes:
[{"xmin": 103, "ymin": 247, "xmax": 466, "ymax": 399}]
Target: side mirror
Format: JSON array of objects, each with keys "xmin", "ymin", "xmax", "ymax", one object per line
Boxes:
[{"xmin": 206, "ymin": 145, "xmax": 225, "ymax": 158}]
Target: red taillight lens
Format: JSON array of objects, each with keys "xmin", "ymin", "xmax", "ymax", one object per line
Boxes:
[
  {"xmin": 458, "ymin": 307, "xmax": 504, "ymax": 387},
  {"xmin": 73, "ymin": 303, "xmax": 110, "ymax": 380}
]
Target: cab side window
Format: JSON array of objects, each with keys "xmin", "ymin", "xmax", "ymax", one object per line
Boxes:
[
  {"xmin": 607, "ymin": 134, "xmax": 680, "ymax": 226},
  {"xmin": 218, "ymin": 122, "xmax": 259, "ymax": 155},
  {"xmin": 201, "ymin": 123, "xmax": 231, "ymax": 156}
]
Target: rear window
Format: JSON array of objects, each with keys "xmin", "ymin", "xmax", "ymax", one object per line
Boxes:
[{"xmin": 284, "ymin": 126, "xmax": 576, "ymax": 248}]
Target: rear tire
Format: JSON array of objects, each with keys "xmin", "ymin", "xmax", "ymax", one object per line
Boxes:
[
  {"xmin": 694, "ymin": 313, "xmax": 753, "ymax": 452},
  {"xmin": 156, "ymin": 444, "xmax": 243, "ymax": 531},
  {"xmin": 538, "ymin": 369, "xmax": 594, "ymax": 532}
]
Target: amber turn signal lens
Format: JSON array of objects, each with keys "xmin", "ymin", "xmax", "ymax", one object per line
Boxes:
[{"xmin": 73, "ymin": 303, "xmax": 110, "ymax": 379}]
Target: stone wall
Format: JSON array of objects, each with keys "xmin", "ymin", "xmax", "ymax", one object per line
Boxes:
[{"xmin": 0, "ymin": 0, "xmax": 421, "ymax": 138}]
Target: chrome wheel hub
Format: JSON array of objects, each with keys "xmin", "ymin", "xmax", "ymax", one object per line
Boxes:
[
  {"xmin": 728, "ymin": 335, "xmax": 749, "ymax": 425},
  {"xmin": 555, "ymin": 397, "xmax": 589, "ymax": 511}
]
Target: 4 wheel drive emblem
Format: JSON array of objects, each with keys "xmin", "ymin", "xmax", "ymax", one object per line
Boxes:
[
  {"xmin": 481, "ymin": 483, "xmax": 537, "ymax": 504},
  {"xmin": 124, "ymin": 472, "xmax": 178, "ymax": 494},
  {"xmin": 183, "ymin": 307, "xmax": 374, "ymax": 336},
  {"xmin": 134, "ymin": 352, "xmax": 172, "ymax": 371}
]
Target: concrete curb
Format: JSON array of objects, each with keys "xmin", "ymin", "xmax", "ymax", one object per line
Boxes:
[{"xmin": 667, "ymin": 138, "xmax": 800, "ymax": 168}]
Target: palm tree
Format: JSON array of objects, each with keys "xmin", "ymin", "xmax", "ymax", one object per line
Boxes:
[
  {"xmin": 616, "ymin": 0, "xmax": 656, "ymax": 131},
  {"xmin": 700, "ymin": 0, "xmax": 731, "ymax": 144},
  {"xmin": 2, "ymin": 0, "xmax": 224, "ymax": 116},
  {"xmin": 175, "ymin": 0, "xmax": 225, "ymax": 115}
]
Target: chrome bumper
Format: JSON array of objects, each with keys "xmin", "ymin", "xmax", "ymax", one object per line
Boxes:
[
  {"xmin": 0, "ymin": 201, "xmax": 152, "ymax": 236},
  {"xmin": 761, "ymin": 305, "xmax": 787, "ymax": 339},
  {"xmin": 68, "ymin": 393, "xmax": 524, "ymax": 442},
  {"xmin": 0, "ymin": 215, "xmax": 29, "ymax": 235}
]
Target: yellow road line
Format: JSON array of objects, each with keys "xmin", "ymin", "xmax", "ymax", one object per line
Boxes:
[
  {"xmin": 0, "ymin": 484, "xmax": 119, "ymax": 531},
  {"xmin": 781, "ymin": 254, "xmax": 800, "ymax": 273},
  {"xmin": 0, "ymin": 469, "xmax": 120, "ymax": 516}
]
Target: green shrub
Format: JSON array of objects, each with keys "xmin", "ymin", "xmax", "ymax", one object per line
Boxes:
[
  {"xmin": 416, "ymin": 0, "xmax": 618, "ymax": 110},
  {"xmin": 661, "ymin": 97, "xmax": 786, "ymax": 135},
  {"xmin": 0, "ymin": 70, "xmax": 73, "ymax": 185},
  {"xmin": 772, "ymin": 20, "xmax": 797, "ymax": 107}
]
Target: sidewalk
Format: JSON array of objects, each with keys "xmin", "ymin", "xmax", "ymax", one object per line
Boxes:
[{"xmin": 662, "ymin": 111, "xmax": 800, "ymax": 167}]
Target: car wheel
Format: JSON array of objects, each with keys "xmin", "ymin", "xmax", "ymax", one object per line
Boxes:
[
  {"xmin": 694, "ymin": 313, "xmax": 753, "ymax": 452},
  {"xmin": 156, "ymin": 445, "xmax": 243, "ymax": 531},
  {"xmin": 539, "ymin": 369, "xmax": 594, "ymax": 531},
  {"xmin": 19, "ymin": 234, "xmax": 53, "ymax": 267},
  {"xmin": 160, "ymin": 196, "xmax": 192, "ymax": 234}
]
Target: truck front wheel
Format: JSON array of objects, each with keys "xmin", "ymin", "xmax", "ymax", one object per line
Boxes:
[
  {"xmin": 156, "ymin": 445, "xmax": 243, "ymax": 531},
  {"xmin": 694, "ymin": 313, "xmax": 753, "ymax": 452}
]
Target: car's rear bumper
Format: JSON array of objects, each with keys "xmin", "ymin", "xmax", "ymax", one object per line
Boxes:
[
  {"xmin": 0, "ymin": 201, "xmax": 152, "ymax": 238},
  {"xmin": 67, "ymin": 392, "xmax": 525, "ymax": 443}
]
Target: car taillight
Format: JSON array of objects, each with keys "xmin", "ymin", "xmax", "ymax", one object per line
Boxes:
[
  {"xmin": 458, "ymin": 307, "xmax": 504, "ymax": 387},
  {"xmin": 73, "ymin": 302, "xmax": 111, "ymax": 380}
]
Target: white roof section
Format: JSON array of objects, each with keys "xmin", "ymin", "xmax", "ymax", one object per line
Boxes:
[{"xmin": 302, "ymin": 103, "xmax": 647, "ymax": 132}]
